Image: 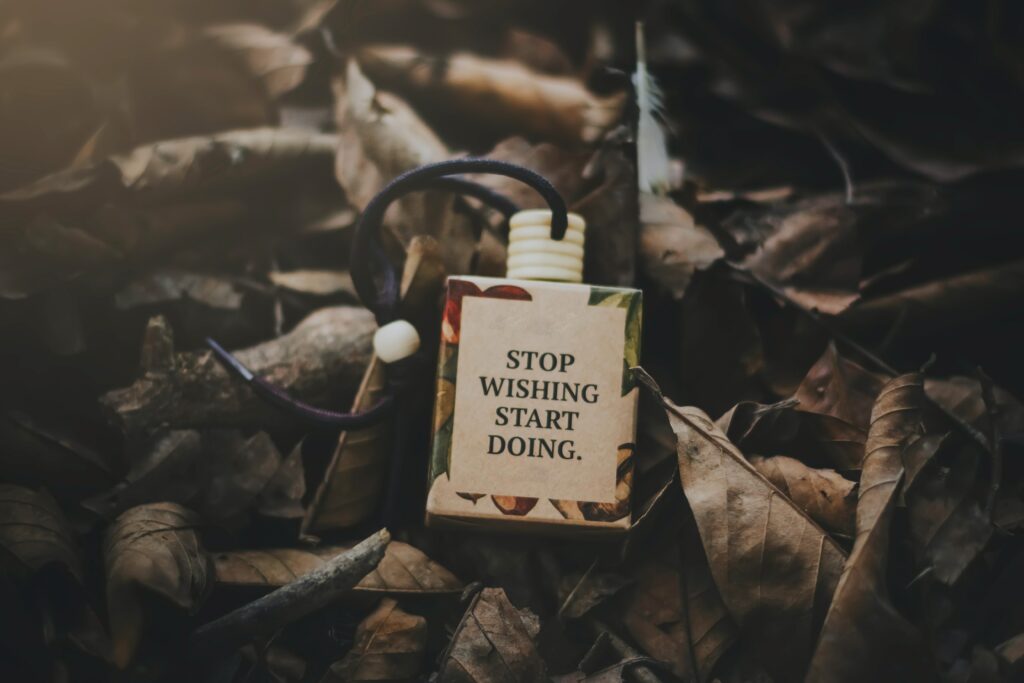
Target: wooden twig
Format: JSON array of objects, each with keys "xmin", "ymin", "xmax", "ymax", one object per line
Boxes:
[
  {"xmin": 100, "ymin": 307, "xmax": 375, "ymax": 434},
  {"xmin": 188, "ymin": 529, "xmax": 390, "ymax": 661},
  {"xmin": 977, "ymin": 367, "xmax": 1003, "ymax": 517}
]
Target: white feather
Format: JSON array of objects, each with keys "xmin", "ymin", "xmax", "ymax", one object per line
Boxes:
[{"xmin": 634, "ymin": 22, "xmax": 673, "ymax": 195}]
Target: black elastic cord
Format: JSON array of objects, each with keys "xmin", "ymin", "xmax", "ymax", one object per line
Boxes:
[{"xmin": 350, "ymin": 158, "xmax": 569, "ymax": 325}]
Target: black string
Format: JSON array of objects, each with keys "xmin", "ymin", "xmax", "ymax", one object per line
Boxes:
[
  {"xmin": 208, "ymin": 160, "xmax": 568, "ymax": 429},
  {"xmin": 350, "ymin": 158, "xmax": 569, "ymax": 326}
]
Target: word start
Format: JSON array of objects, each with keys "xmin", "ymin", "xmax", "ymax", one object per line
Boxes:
[{"xmin": 479, "ymin": 350, "xmax": 599, "ymax": 461}]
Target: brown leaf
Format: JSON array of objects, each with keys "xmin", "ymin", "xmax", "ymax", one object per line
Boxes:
[
  {"xmin": 794, "ymin": 342, "xmax": 886, "ymax": 430},
  {"xmin": 104, "ymin": 503, "xmax": 211, "ymax": 668},
  {"xmin": 357, "ymin": 45, "xmax": 626, "ymax": 145},
  {"xmin": 214, "ymin": 541, "xmax": 462, "ymax": 596},
  {"xmin": 647, "ymin": 372, "xmax": 845, "ymax": 679},
  {"xmin": 437, "ymin": 587, "xmax": 546, "ymax": 682},
  {"xmin": 749, "ymin": 455, "xmax": 857, "ymax": 537},
  {"xmin": 201, "ymin": 24, "xmax": 312, "ymax": 98},
  {"xmin": 807, "ymin": 374, "xmax": 934, "ymax": 682},
  {"xmin": 199, "ymin": 431, "xmax": 283, "ymax": 525},
  {"xmin": 303, "ymin": 237, "xmax": 445, "ymax": 534},
  {"xmin": 575, "ymin": 138, "xmax": 639, "ymax": 287},
  {"xmin": 558, "ymin": 566, "xmax": 632, "ymax": 620},
  {"xmin": 622, "ymin": 514, "xmax": 736, "ymax": 681},
  {"xmin": 256, "ymin": 441, "xmax": 306, "ymax": 520},
  {"xmin": 0, "ymin": 484, "xmax": 82, "ymax": 581},
  {"xmin": 268, "ymin": 269, "xmax": 357, "ymax": 297},
  {"xmin": 0, "ymin": 411, "xmax": 115, "ymax": 497},
  {"xmin": 639, "ymin": 192, "xmax": 723, "ymax": 299},
  {"xmin": 904, "ymin": 435, "xmax": 992, "ymax": 585},
  {"xmin": 115, "ymin": 269, "xmax": 245, "ymax": 311},
  {"xmin": 323, "ymin": 598, "xmax": 427, "ymax": 683}
]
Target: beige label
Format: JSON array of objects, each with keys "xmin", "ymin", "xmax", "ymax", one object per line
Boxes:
[{"xmin": 448, "ymin": 286, "xmax": 629, "ymax": 502}]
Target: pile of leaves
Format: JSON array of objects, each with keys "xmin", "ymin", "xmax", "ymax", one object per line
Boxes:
[{"xmin": 1, "ymin": 1, "xmax": 1023, "ymax": 681}]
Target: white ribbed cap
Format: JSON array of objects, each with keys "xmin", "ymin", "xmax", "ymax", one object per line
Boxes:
[{"xmin": 506, "ymin": 209, "xmax": 586, "ymax": 282}]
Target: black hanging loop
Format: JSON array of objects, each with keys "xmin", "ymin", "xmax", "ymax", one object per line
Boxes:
[
  {"xmin": 205, "ymin": 161, "xmax": 567, "ymax": 429},
  {"xmin": 350, "ymin": 158, "xmax": 570, "ymax": 326}
]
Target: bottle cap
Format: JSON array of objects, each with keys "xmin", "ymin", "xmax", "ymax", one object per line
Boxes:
[{"xmin": 506, "ymin": 210, "xmax": 586, "ymax": 282}]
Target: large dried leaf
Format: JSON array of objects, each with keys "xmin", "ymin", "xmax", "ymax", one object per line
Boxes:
[
  {"xmin": 437, "ymin": 587, "xmax": 546, "ymax": 682},
  {"xmin": 807, "ymin": 374, "xmax": 934, "ymax": 682},
  {"xmin": 0, "ymin": 484, "xmax": 82, "ymax": 581},
  {"xmin": 357, "ymin": 45, "xmax": 625, "ymax": 145},
  {"xmin": 749, "ymin": 455, "xmax": 856, "ymax": 537},
  {"xmin": 214, "ymin": 541, "xmax": 461, "ymax": 596},
  {"xmin": 104, "ymin": 503, "xmax": 211, "ymax": 668},
  {"xmin": 639, "ymin": 192, "xmax": 723, "ymax": 299},
  {"xmin": 646, "ymin": 372, "xmax": 845, "ymax": 680},
  {"xmin": 323, "ymin": 598, "xmax": 427, "ymax": 682},
  {"xmin": 622, "ymin": 513, "xmax": 735, "ymax": 682}
]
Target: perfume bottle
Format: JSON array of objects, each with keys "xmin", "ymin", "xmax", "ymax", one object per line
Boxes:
[
  {"xmin": 209, "ymin": 159, "xmax": 641, "ymax": 533},
  {"xmin": 426, "ymin": 208, "xmax": 642, "ymax": 534}
]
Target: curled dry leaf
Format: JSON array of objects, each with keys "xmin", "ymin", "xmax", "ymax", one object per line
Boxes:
[
  {"xmin": 807, "ymin": 374, "xmax": 934, "ymax": 682},
  {"xmin": 100, "ymin": 306, "xmax": 375, "ymax": 434},
  {"xmin": 104, "ymin": 503, "xmax": 211, "ymax": 668},
  {"xmin": 214, "ymin": 541, "xmax": 461, "ymax": 596},
  {"xmin": 437, "ymin": 587, "xmax": 546, "ymax": 682},
  {"xmin": 794, "ymin": 342, "xmax": 886, "ymax": 430},
  {"xmin": 0, "ymin": 484, "xmax": 82, "ymax": 581},
  {"xmin": 749, "ymin": 455, "xmax": 857, "ymax": 537},
  {"xmin": 357, "ymin": 45, "xmax": 626, "ymax": 145},
  {"xmin": 639, "ymin": 192, "xmax": 723, "ymax": 299},
  {"xmin": 644, "ymin": 370, "xmax": 845, "ymax": 680},
  {"xmin": 268, "ymin": 269, "xmax": 357, "ymax": 297},
  {"xmin": 323, "ymin": 598, "xmax": 427, "ymax": 683}
]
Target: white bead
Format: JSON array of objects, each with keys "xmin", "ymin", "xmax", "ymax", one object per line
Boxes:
[
  {"xmin": 506, "ymin": 210, "xmax": 586, "ymax": 283},
  {"xmin": 373, "ymin": 320, "xmax": 420, "ymax": 363}
]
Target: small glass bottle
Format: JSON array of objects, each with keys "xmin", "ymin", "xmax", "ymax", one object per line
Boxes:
[{"xmin": 427, "ymin": 209, "xmax": 642, "ymax": 534}]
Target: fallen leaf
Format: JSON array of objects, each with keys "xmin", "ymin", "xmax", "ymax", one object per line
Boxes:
[
  {"xmin": 269, "ymin": 269, "xmax": 357, "ymax": 297},
  {"xmin": 115, "ymin": 269, "xmax": 245, "ymax": 310},
  {"xmin": 622, "ymin": 513, "xmax": 736, "ymax": 681},
  {"xmin": 807, "ymin": 374, "xmax": 934, "ymax": 682},
  {"xmin": 214, "ymin": 541, "xmax": 462, "ymax": 596},
  {"xmin": 437, "ymin": 587, "xmax": 546, "ymax": 682},
  {"xmin": 749, "ymin": 455, "xmax": 857, "ymax": 537},
  {"xmin": 357, "ymin": 45, "xmax": 626, "ymax": 145},
  {"xmin": 200, "ymin": 431, "xmax": 283, "ymax": 526},
  {"xmin": 639, "ymin": 192, "xmax": 723, "ymax": 299},
  {"xmin": 202, "ymin": 23, "xmax": 312, "ymax": 98},
  {"xmin": 558, "ymin": 566, "xmax": 632, "ymax": 620},
  {"xmin": 0, "ymin": 484, "xmax": 82, "ymax": 581},
  {"xmin": 256, "ymin": 441, "xmax": 306, "ymax": 519},
  {"xmin": 104, "ymin": 503, "xmax": 211, "ymax": 668},
  {"xmin": 904, "ymin": 435, "xmax": 993, "ymax": 585},
  {"xmin": 794, "ymin": 342, "xmax": 886, "ymax": 430},
  {"xmin": 323, "ymin": 598, "xmax": 427, "ymax": 682},
  {"xmin": 645, "ymin": 371, "xmax": 845, "ymax": 679}
]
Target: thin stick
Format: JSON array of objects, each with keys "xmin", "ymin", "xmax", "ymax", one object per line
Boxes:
[{"xmin": 188, "ymin": 529, "xmax": 390, "ymax": 660}]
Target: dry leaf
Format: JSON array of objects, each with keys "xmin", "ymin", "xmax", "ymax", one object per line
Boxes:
[
  {"xmin": 437, "ymin": 587, "xmax": 545, "ymax": 682},
  {"xmin": 0, "ymin": 484, "xmax": 82, "ymax": 581},
  {"xmin": 647, "ymin": 372, "xmax": 845, "ymax": 679},
  {"xmin": 357, "ymin": 45, "xmax": 626, "ymax": 144},
  {"xmin": 749, "ymin": 455, "xmax": 857, "ymax": 537},
  {"xmin": 622, "ymin": 514, "xmax": 736, "ymax": 681},
  {"xmin": 202, "ymin": 23, "xmax": 312, "ymax": 98},
  {"xmin": 214, "ymin": 541, "xmax": 462, "ymax": 596},
  {"xmin": 639, "ymin": 192, "xmax": 723, "ymax": 299},
  {"xmin": 794, "ymin": 342, "xmax": 886, "ymax": 430},
  {"xmin": 323, "ymin": 598, "xmax": 427, "ymax": 682},
  {"xmin": 256, "ymin": 441, "xmax": 306, "ymax": 519},
  {"xmin": 269, "ymin": 269, "xmax": 357, "ymax": 297},
  {"xmin": 104, "ymin": 503, "xmax": 211, "ymax": 668},
  {"xmin": 115, "ymin": 269, "xmax": 245, "ymax": 311},
  {"xmin": 807, "ymin": 374, "xmax": 934, "ymax": 682}
]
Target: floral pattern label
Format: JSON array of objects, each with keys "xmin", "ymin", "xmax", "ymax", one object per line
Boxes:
[{"xmin": 427, "ymin": 275, "xmax": 641, "ymax": 530}]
